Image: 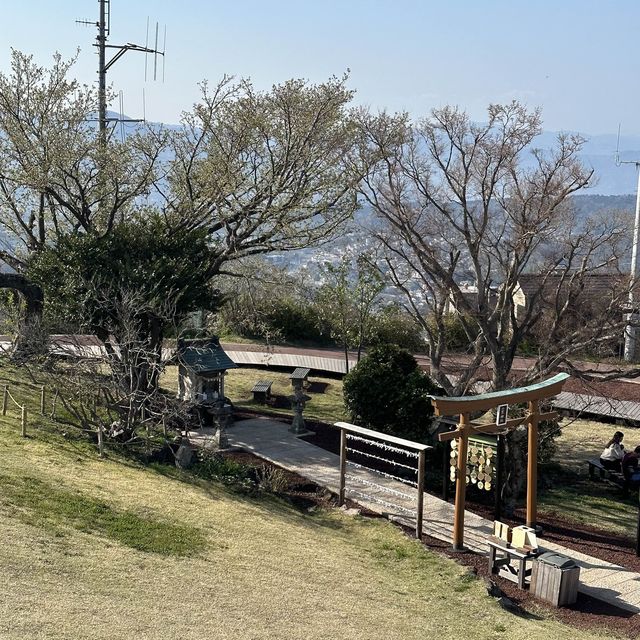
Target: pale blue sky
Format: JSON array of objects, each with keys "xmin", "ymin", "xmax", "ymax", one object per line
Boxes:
[{"xmin": 0, "ymin": 1, "xmax": 638, "ymax": 134}]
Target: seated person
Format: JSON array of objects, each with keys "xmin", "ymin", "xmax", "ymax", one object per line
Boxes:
[
  {"xmin": 600, "ymin": 431, "xmax": 625, "ymax": 471},
  {"xmin": 622, "ymin": 446, "xmax": 640, "ymax": 483}
]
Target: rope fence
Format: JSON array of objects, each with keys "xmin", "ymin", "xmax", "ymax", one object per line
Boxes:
[
  {"xmin": 1, "ymin": 384, "xmax": 33, "ymax": 437},
  {"xmin": 0, "ymin": 383, "xmax": 115, "ymax": 442}
]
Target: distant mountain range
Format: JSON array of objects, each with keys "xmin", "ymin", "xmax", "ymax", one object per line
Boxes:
[
  {"xmin": 532, "ymin": 130, "xmax": 640, "ymax": 197},
  {"xmin": 114, "ymin": 111, "xmax": 639, "ymax": 197}
]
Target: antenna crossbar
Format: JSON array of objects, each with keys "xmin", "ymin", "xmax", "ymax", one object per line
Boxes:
[
  {"xmin": 101, "ymin": 43, "xmax": 164, "ymax": 72},
  {"xmin": 76, "ymin": 0, "xmax": 166, "ymax": 138}
]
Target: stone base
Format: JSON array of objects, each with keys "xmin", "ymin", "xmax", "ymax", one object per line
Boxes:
[
  {"xmin": 289, "ymin": 413, "xmax": 307, "ymax": 434},
  {"xmin": 289, "ymin": 428, "xmax": 314, "ymax": 437}
]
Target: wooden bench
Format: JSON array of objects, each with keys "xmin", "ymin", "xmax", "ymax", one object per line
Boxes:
[
  {"xmin": 587, "ymin": 458, "xmax": 628, "ymax": 494},
  {"xmin": 488, "ymin": 536, "xmax": 541, "ymax": 589},
  {"xmin": 251, "ymin": 380, "xmax": 273, "ymax": 404}
]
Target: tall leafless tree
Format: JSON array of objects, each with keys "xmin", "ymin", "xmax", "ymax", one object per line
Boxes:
[{"xmin": 358, "ymin": 102, "xmax": 635, "ymax": 394}]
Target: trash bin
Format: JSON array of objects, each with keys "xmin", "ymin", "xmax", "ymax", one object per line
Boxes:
[{"xmin": 531, "ymin": 551, "xmax": 580, "ymax": 606}]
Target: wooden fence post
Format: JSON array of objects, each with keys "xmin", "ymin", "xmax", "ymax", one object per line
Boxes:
[
  {"xmin": 40, "ymin": 385, "xmax": 45, "ymax": 416},
  {"xmin": 2, "ymin": 385, "xmax": 7, "ymax": 416},
  {"xmin": 97, "ymin": 423, "xmax": 104, "ymax": 458},
  {"xmin": 416, "ymin": 449, "xmax": 426, "ymax": 539},
  {"xmin": 21, "ymin": 405, "xmax": 26, "ymax": 437},
  {"xmin": 338, "ymin": 428, "xmax": 347, "ymax": 506},
  {"xmin": 51, "ymin": 389, "xmax": 59, "ymax": 420}
]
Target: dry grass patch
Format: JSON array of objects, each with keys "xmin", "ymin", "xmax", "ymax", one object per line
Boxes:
[
  {"xmin": 552, "ymin": 418, "xmax": 619, "ymax": 474},
  {"xmin": 161, "ymin": 364, "xmax": 349, "ymax": 423},
  {"xmin": 539, "ymin": 417, "xmax": 638, "ymax": 537}
]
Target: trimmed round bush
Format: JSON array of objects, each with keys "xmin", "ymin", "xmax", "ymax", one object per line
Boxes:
[{"xmin": 343, "ymin": 344, "xmax": 441, "ymax": 442}]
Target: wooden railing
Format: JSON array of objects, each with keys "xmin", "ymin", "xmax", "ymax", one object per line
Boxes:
[{"xmin": 334, "ymin": 421, "xmax": 432, "ymax": 539}]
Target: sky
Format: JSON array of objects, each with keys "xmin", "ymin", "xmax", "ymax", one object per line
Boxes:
[{"xmin": 0, "ymin": 0, "xmax": 639, "ymax": 135}]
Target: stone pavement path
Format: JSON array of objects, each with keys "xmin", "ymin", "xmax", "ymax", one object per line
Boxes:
[{"xmin": 196, "ymin": 416, "xmax": 640, "ymax": 614}]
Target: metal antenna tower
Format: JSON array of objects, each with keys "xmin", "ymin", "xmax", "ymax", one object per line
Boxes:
[
  {"xmin": 77, "ymin": 0, "xmax": 165, "ymax": 143},
  {"xmin": 615, "ymin": 125, "xmax": 640, "ymax": 362}
]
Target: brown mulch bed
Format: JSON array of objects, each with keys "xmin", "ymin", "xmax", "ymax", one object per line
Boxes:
[
  {"xmin": 417, "ymin": 531, "xmax": 640, "ymax": 638},
  {"xmin": 303, "ymin": 419, "xmax": 640, "ymax": 569},
  {"xmin": 230, "ymin": 411, "xmax": 640, "ymax": 633},
  {"xmin": 469, "ymin": 502, "xmax": 640, "ymax": 573}
]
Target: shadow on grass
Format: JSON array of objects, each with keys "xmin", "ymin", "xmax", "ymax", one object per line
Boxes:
[
  {"xmin": 148, "ymin": 460, "xmax": 352, "ymax": 536},
  {"xmin": 0, "ymin": 473, "xmax": 205, "ymax": 556},
  {"xmin": 540, "ymin": 462, "xmax": 637, "ymax": 533}
]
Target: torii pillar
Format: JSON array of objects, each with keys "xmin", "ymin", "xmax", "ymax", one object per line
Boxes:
[{"xmin": 430, "ymin": 373, "xmax": 569, "ymax": 551}]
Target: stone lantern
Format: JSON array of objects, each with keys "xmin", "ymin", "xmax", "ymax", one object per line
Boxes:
[{"xmin": 288, "ymin": 367, "xmax": 311, "ymax": 435}]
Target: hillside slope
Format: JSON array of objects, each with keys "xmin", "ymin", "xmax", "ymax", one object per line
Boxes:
[{"xmin": 0, "ymin": 365, "xmax": 612, "ymax": 640}]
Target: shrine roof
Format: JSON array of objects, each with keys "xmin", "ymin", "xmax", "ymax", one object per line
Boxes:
[{"xmin": 178, "ymin": 337, "xmax": 238, "ymax": 374}]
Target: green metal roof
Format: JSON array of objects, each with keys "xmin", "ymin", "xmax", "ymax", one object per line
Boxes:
[
  {"xmin": 179, "ymin": 338, "xmax": 238, "ymax": 374},
  {"xmin": 290, "ymin": 367, "xmax": 311, "ymax": 380},
  {"xmin": 428, "ymin": 373, "xmax": 570, "ymax": 415}
]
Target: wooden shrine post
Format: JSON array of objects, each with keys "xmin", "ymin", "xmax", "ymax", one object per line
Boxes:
[
  {"xmin": 526, "ymin": 399, "xmax": 539, "ymax": 529},
  {"xmin": 453, "ymin": 413, "xmax": 470, "ymax": 551},
  {"xmin": 430, "ymin": 373, "xmax": 569, "ymax": 550}
]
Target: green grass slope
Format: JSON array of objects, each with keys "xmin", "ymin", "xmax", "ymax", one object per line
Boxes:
[{"xmin": 0, "ymin": 364, "xmax": 612, "ymax": 640}]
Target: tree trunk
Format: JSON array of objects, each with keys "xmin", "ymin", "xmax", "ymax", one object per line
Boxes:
[{"xmin": 0, "ymin": 273, "xmax": 45, "ymax": 360}]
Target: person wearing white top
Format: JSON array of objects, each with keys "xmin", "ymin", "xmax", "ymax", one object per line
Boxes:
[{"xmin": 600, "ymin": 431, "xmax": 625, "ymax": 471}]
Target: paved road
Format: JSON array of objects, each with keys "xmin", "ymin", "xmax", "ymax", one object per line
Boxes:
[
  {"xmin": 2, "ymin": 334, "xmax": 637, "ymax": 401},
  {"xmin": 221, "ymin": 341, "xmax": 640, "ymax": 402}
]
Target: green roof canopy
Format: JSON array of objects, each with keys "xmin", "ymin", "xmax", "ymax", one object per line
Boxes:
[
  {"xmin": 429, "ymin": 373, "xmax": 569, "ymax": 415},
  {"xmin": 179, "ymin": 338, "xmax": 238, "ymax": 374}
]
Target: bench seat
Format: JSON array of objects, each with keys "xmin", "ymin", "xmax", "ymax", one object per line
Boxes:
[
  {"xmin": 251, "ymin": 380, "xmax": 274, "ymax": 404},
  {"xmin": 587, "ymin": 458, "xmax": 628, "ymax": 494}
]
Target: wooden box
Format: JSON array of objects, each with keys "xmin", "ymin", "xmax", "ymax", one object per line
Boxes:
[{"xmin": 531, "ymin": 555, "xmax": 580, "ymax": 606}]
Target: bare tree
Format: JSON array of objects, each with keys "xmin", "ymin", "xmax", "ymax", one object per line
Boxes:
[
  {"xmin": 358, "ymin": 102, "xmax": 635, "ymax": 394},
  {"xmin": 316, "ymin": 254, "xmax": 384, "ymax": 371},
  {"xmin": 212, "ymin": 257, "xmax": 303, "ymax": 345},
  {"xmin": 2, "ymin": 58, "xmax": 380, "ymax": 394},
  {"xmin": 43, "ymin": 288, "xmax": 192, "ymax": 458}
]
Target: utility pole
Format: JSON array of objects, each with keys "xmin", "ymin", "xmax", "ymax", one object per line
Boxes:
[
  {"xmin": 98, "ymin": 0, "xmax": 107, "ymax": 145},
  {"xmin": 624, "ymin": 166, "xmax": 640, "ymax": 362},
  {"xmin": 77, "ymin": 0, "xmax": 165, "ymax": 143},
  {"xmin": 616, "ymin": 127, "xmax": 640, "ymax": 362}
]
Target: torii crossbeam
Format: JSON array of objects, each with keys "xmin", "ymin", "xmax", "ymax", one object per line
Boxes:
[{"xmin": 429, "ymin": 373, "xmax": 570, "ymax": 551}]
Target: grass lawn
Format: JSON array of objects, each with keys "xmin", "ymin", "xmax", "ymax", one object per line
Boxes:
[
  {"xmin": 161, "ymin": 364, "xmax": 349, "ymax": 424},
  {"xmin": 539, "ymin": 417, "xmax": 639, "ymax": 538},
  {"xmin": 0, "ymin": 361, "xmax": 616, "ymax": 640}
]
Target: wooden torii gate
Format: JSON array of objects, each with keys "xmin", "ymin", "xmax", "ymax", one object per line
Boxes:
[{"xmin": 429, "ymin": 373, "xmax": 570, "ymax": 551}]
